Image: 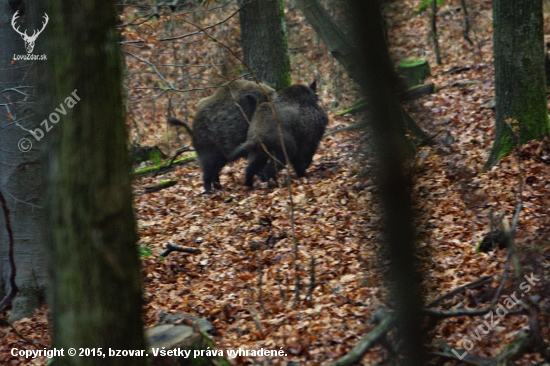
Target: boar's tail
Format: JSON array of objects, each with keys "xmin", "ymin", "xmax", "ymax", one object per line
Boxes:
[
  {"xmin": 229, "ymin": 140, "xmax": 256, "ymax": 162},
  {"xmin": 168, "ymin": 117, "xmax": 194, "ymax": 137}
]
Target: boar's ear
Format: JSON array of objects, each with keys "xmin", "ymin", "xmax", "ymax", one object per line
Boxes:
[
  {"xmin": 238, "ymin": 93, "xmax": 258, "ymax": 121},
  {"xmin": 309, "ymin": 80, "xmax": 317, "ymax": 94}
]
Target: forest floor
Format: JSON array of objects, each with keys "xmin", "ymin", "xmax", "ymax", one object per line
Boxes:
[{"xmin": 2, "ymin": 0, "xmax": 550, "ymax": 365}]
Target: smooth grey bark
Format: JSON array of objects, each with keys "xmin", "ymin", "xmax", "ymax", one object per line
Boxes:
[
  {"xmin": 238, "ymin": 0, "xmax": 291, "ymax": 89},
  {"xmin": 485, "ymin": 0, "xmax": 549, "ymax": 169},
  {"xmin": 36, "ymin": 0, "xmax": 147, "ymax": 364},
  {"xmin": 0, "ymin": 1, "xmax": 48, "ymax": 322}
]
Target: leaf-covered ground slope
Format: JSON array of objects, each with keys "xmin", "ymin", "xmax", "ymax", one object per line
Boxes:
[{"xmin": 2, "ymin": 0, "xmax": 549, "ymax": 365}]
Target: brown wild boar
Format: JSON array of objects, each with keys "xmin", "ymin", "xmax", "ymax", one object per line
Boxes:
[
  {"xmin": 229, "ymin": 81, "xmax": 328, "ymax": 187},
  {"xmin": 169, "ymin": 79, "xmax": 275, "ymax": 193}
]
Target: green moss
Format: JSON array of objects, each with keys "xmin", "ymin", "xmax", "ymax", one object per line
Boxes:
[
  {"xmin": 497, "ymin": 133, "xmax": 514, "ymax": 159},
  {"xmin": 398, "ymin": 58, "xmax": 430, "ymax": 88},
  {"xmin": 276, "ymin": 0, "xmax": 292, "ymax": 89},
  {"xmin": 399, "ymin": 59, "xmax": 426, "ymax": 68},
  {"xmin": 336, "ymin": 99, "xmax": 367, "ymax": 115},
  {"xmin": 156, "ymin": 179, "xmax": 178, "ymax": 187},
  {"xmin": 149, "ymin": 148, "xmax": 164, "ymax": 165},
  {"xmin": 415, "ymin": 0, "xmax": 445, "ymax": 14},
  {"xmin": 139, "ymin": 246, "xmax": 153, "ymax": 258},
  {"xmin": 132, "ymin": 154, "xmax": 197, "ymax": 176},
  {"xmin": 487, "ymin": 67, "xmax": 549, "ymax": 169},
  {"xmin": 515, "ymin": 61, "xmax": 550, "ymax": 142},
  {"xmin": 278, "ymin": 70, "xmax": 292, "ymax": 89}
]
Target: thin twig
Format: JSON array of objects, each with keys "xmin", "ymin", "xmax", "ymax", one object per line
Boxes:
[
  {"xmin": 427, "ymin": 275, "xmax": 493, "ymax": 308},
  {"xmin": 256, "ymin": 251, "xmax": 268, "ymax": 315},
  {"xmin": 122, "ymin": 50, "xmax": 175, "ymax": 89},
  {"xmin": 307, "ymin": 256, "xmax": 315, "ymax": 301},
  {"xmin": 275, "ymin": 267, "xmax": 287, "ymax": 303},
  {"xmin": 120, "ymin": 1, "xmax": 248, "ymax": 45},
  {"xmin": 5, "ymin": 321, "xmax": 48, "ymax": 348}
]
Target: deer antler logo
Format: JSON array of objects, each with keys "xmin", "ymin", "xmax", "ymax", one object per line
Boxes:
[{"xmin": 11, "ymin": 11, "xmax": 49, "ymax": 54}]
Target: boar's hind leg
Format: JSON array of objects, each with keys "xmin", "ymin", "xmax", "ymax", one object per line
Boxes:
[
  {"xmin": 258, "ymin": 160, "xmax": 278, "ymax": 183},
  {"xmin": 292, "ymin": 158, "xmax": 309, "ymax": 178},
  {"xmin": 245, "ymin": 153, "xmax": 269, "ymax": 187},
  {"xmin": 201, "ymin": 153, "xmax": 226, "ymax": 193}
]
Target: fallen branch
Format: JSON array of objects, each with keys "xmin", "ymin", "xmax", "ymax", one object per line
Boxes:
[
  {"xmin": 144, "ymin": 180, "xmax": 178, "ymax": 194},
  {"xmin": 494, "ymin": 331, "xmax": 535, "ymax": 364},
  {"xmin": 153, "ymin": 146, "xmax": 195, "ymax": 177},
  {"xmin": 442, "ymin": 65, "xmax": 471, "ymax": 74},
  {"xmin": 400, "ymin": 82, "xmax": 435, "ymax": 101},
  {"xmin": 427, "ymin": 275, "xmax": 493, "ymax": 307},
  {"xmin": 159, "ymin": 243, "xmax": 202, "ymax": 258},
  {"xmin": 132, "ymin": 154, "xmax": 196, "ymax": 176},
  {"xmin": 432, "ymin": 343, "xmax": 493, "ymax": 365},
  {"xmin": 323, "ymin": 119, "xmax": 368, "ymax": 137},
  {"xmin": 438, "ymin": 80, "xmax": 482, "ymax": 91},
  {"xmin": 327, "ymin": 313, "xmax": 395, "ymax": 366},
  {"xmin": 335, "ymin": 99, "xmax": 366, "ymax": 116},
  {"xmin": 0, "ymin": 319, "xmax": 49, "ymax": 348}
]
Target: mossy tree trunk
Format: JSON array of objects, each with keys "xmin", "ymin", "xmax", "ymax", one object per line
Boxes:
[
  {"xmin": 485, "ymin": 0, "xmax": 550, "ymax": 170},
  {"xmin": 37, "ymin": 0, "xmax": 147, "ymax": 364},
  {"xmin": 238, "ymin": 0, "xmax": 291, "ymax": 89}
]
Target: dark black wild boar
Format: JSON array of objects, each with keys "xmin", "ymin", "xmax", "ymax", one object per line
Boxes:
[
  {"xmin": 229, "ymin": 81, "xmax": 328, "ymax": 187},
  {"xmin": 169, "ymin": 80, "xmax": 275, "ymax": 193}
]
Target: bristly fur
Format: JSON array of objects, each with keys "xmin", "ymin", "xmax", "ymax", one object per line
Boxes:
[
  {"xmin": 169, "ymin": 80, "xmax": 275, "ymax": 193},
  {"xmin": 229, "ymin": 81, "xmax": 328, "ymax": 187}
]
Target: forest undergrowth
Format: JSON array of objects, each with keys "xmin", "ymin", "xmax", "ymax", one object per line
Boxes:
[{"xmin": 2, "ymin": 0, "xmax": 549, "ymax": 365}]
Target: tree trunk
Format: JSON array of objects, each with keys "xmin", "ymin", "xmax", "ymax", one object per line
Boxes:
[
  {"xmin": 345, "ymin": 1, "xmax": 427, "ymax": 365},
  {"xmin": 36, "ymin": 0, "xmax": 147, "ymax": 364},
  {"xmin": 485, "ymin": 0, "xmax": 550, "ymax": 169},
  {"xmin": 0, "ymin": 1, "xmax": 48, "ymax": 322},
  {"xmin": 238, "ymin": 0, "xmax": 291, "ymax": 89},
  {"xmin": 294, "ymin": 0, "xmax": 427, "ymax": 152},
  {"xmin": 294, "ymin": 0, "xmax": 359, "ymax": 80}
]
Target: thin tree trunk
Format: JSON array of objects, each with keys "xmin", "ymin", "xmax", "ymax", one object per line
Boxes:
[
  {"xmin": 346, "ymin": 1, "xmax": 427, "ymax": 365},
  {"xmin": 239, "ymin": 0, "xmax": 291, "ymax": 89},
  {"xmin": 459, "ymin": 0, "xmax": 473, "ymax": 46},
  {"xmin": 430, "ymin": 0, "xmax": 442, "ymax": 65},
  {"xmin": 0, "ymin": 1, "xmax": 48, "ymax": 322},
  {"xmin": 485, "ymin": 0, "xmax": 549, "ymax": 169},
  {"xmin": 37, "ymin": 0, "xmax": 147, "ymax": 364}
]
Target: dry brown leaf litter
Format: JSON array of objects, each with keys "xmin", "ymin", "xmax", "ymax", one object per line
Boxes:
[{"xmin": 2, "ymin": 0, "xmax": 550, "ymax": 365}]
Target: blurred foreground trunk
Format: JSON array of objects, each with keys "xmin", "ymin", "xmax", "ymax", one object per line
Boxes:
[
  {"xmin": 346, "ymin": 1, "xmax": 427, "ymax": 365},
  {"xmin": 37, "ymin": 0, "xmax": 147, "ymax": 364}
]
